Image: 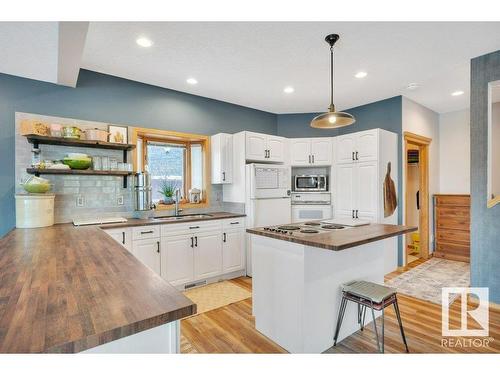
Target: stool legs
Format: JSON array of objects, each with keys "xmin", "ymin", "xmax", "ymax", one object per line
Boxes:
[
  {"xmin": 358, "ymin": 305, "xmax": 366, "ymax": 331},
  {"xmin": 369, "ymin": 301, "xmax": 381, "ymax": 353},
  {"xmin": 393, "ymin": 298, "xmax": 409, "ymax": 353},
  {"xmin": 333, "ymin": 295, "xmax": 347, "ymax": 346}
]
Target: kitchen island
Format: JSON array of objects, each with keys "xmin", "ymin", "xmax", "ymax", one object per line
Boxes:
[{"xmin": 247, "ymin": 222, "xmax": 416, "ymax": 353}]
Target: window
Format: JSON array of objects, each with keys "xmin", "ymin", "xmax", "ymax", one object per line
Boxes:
[{"xmin": 132, "ymin": 128, "xmax": 210, "ymax": 209}]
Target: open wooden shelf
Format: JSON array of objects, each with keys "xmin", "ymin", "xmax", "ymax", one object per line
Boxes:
[
  {"xmin": 27, "ymin": 168, "xmax": 133, "ymax": 177},
  {"xmin": 25, "ymin": 134, "xmax": 136, "ymax": 151}
]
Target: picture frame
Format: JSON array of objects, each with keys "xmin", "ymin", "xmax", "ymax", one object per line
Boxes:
[{"xmin": 108, "ymin": 125, "xmax": 128, "ymax": 144}]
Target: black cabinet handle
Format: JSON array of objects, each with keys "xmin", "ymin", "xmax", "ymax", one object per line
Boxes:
[
  {"xmin": 230, "ymin": 221, "xmax": 240, "ymax": 225},
  {"xmin": 355, "ymin": 210, "xmax": 359, "ymax": 219},
  {"xmin": 355, "ymin": 151, "xmax": 359, "ymax": 160},
  {"xmin": 308, "ymin": 155, "xmax": 311, "ymax": 164},
  {"xmin": 156, "ymin": 241, "xmax": 160, "ymax": 253},
  {"xmin": 223, "ymin": 233, "xmax": 227, "ymax": 243},
  {"xmin": 195, "ymin": 236, "xmax": 198, "ymax": 247},
  {"xmin": 222, "ymin": 171, "xmax": 226, "ymax": 181},
  {"xmin": 140, "ymin": 230, "xmax": 154, "ymax": 235},
  {"xmin": 189, "ymin": 226, "xmax": 200, "ymax": 229},
  {"xmin": 312, "ymin": 155, "xmax": 315, "ymax": 164},
  {"xmin": 191, "ymin": 237, "xmax": 194, "ymax": 248},
  {"xmin": 122, "ymin": 231, "xmax": 125, "ymax": 244},
  {"xmin": 352, "ymin": 210, "xmax": 355, "ymax": 218},
  {"xmin": 352, "ymin": 151, "xmax": 355, "ymax": 161}
]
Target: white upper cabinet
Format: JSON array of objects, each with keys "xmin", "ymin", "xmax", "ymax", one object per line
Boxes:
[
  {"xmin": 356, "ymin": 161, "xmax": 378, "ymax": 221},
  {"xmin": 267, "ymin": 135, "xmax": 286, "ymax": 162},
  {"xmin": 336, "ymin": 130, "xmax": 378, "ymax": 164},
  {"xmin": 335, "ymin": 163, "xmax": 356, "ymax": 218},
  {"xmin": 244, "ymin": 131, "xmax": 286, "ymax": 163},
  {"xmin": 211, "ymin": 133, "xmax": 233, "ymax": 184},
  {"xmin": 290, "ymin": 138, "xmax": 333, "ymax": 166}
]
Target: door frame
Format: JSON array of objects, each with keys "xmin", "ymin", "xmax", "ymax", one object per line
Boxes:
[{"xmin": 403, "ymin": 132, "xmax": 431, "ymax": 265}]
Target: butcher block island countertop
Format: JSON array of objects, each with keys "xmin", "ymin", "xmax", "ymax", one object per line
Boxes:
[
  {"xmin": 0, "ymin": 220, "xmax": 203, "ymax": 353},
  {"xmin": 246, "ymin": 223, "xmax": 417, "ymax": 251}
]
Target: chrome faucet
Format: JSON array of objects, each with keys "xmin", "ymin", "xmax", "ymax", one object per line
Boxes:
[{"xmin": 174, "ymin": 188, "xmax": 183, "ymax": 216}]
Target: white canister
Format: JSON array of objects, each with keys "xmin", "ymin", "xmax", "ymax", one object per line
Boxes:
[{"xmin": 15, "ymin": 194, "xmax": 55, "ymax": 228}]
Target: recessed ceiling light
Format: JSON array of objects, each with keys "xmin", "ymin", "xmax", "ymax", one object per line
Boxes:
[
  {"xmin": 136, "ymin": 37, "xmax": 153, "ymax": 48},
  {"xmin": 186, "ymin": 78, "xmax": 198, "ymax": 85},
  {"xmin": 354, "ymin": 71, "xmax": 367, "ymax": 79},
  {"xmin": 451, "ymin": 90, "xmax": 464, "ymax": 96},
  {"xmin": 406, "ymin": 83, "xmax": 420, "ymax": 90},
  {"xmin": 283, "ymin": 86, "xmax": 295, "ymax": 94}
]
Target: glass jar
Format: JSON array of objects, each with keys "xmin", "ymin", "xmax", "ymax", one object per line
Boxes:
[
  {"xmin": 101, "ymin": 156, "xmax": 110, "ymax": 171},
  {"xmin": 109, "ymin": 158, "xmax": 118, "ymax": 171},
  {"xmin": 92, "ymin": 156, "xmax": 102, "ymax": 170}
]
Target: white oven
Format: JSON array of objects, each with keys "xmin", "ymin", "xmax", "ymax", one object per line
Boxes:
[{"xmin": 291, "ymin": 192, "xmax": 332, "ymax": 222}]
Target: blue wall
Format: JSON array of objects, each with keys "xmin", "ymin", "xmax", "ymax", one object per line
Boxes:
[
  {"xmin": 0, "ymin": 70, "xmax": 277, "ymax": 237},
  {"xmin": 470, "ymin": 50, "xmax": 500, "ymax": 304},
  {"xmin": 277, "ymin": 96, "xmax": 404, "ymax": 264}
]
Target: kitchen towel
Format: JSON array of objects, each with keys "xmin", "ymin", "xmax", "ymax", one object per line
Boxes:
[{"xmin": 383, "ymin": 161, "xmax": 397, "ymax": 217}]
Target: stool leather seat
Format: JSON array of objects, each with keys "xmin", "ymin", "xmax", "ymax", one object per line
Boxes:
[{"xmin": 342, "ymin": 280, "xmax": 396, "ymax": 303}]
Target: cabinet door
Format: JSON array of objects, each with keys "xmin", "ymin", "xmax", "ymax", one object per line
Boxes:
[
  {"xmin": 335, "ymin": 163, "xmax": 356, "ymax": 218},
  {"xmin": 221, "ymin": 134, "xmax": 233, "ymax": 183},
  {"xmin": 290, "ymin": 139, "xmax": 311, "ymax": 166},
  {"xmin": 104, "ymin": 228, "xmax": 132, "ymax": 252},
  {"xmin": 267, "ymin": 135, "xmax": 286, "ymax": 163},
  {"xmin": 194, "ymin": 231, "xmax": 223, "ymax": 280},
  {"xmin": 245, "ymin": 132, "xmax": 267, "ymax": 161},
  {"xmin": 223, "ymin": 229, "xmax": 245, "ymax": 274},
  {"xmin": 356, "ymin": 161, "xmax": 378, "ymax": 221},
  {"xmin": 132, "ymin": 238, "xmax": 161, "ymax": 275},
  {"xmin": 336, "ymin": 135, "xmax": 356, "ymax": 164},
  {"xmin": 311, "ymin": 138, "xmax": 332, "ymax": 165},
  {"xmin": 356, "ymin": 131, "xmax": 378, "ymax": 162},
  {"xmin": 161, "ymin": 235, "xmax": 194, "ymax": 286}
]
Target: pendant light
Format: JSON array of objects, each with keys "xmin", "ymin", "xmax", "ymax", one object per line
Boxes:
[{"xmin": 310, "ymin": 34, "xmax": 355, "ymax": 129}]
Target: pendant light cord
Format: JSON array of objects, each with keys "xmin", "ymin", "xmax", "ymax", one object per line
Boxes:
[{"xmin": 329, "ymin": 45, "xmax": 334, "ymax": 111}]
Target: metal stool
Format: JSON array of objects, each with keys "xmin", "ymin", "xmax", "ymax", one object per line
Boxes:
[{"xmin": 333, "ymin": 280, "xmax": 409, "ymax": 353}]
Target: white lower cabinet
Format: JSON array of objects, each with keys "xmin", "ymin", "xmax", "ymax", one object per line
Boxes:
[
  {"xmin": 161, "ymin": 234, "xmax": 194, "ymax": 286},
  {"xmin": 222, "ymin": 229, "xmax": 245, "ymax": 273},
  {"xmin": 132, "ymin": 238, "xmax": 161, "ymax": 275},
  {"xmin": 103, "ymin": 227, "xmax": 132, "ymax": 252},
  {"xmin": 193, "ymin": 231, "xmax": 223, "ymax": 280}
]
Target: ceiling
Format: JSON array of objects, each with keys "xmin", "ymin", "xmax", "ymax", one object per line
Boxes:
[{"xmin": 1, "ymin": 22, "xmax": 500, "ymax": 114}]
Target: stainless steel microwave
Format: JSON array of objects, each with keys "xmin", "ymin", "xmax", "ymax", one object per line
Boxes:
[{"xmin": 293, "ymin": 175, "xmax": 328, "ymax": 192}]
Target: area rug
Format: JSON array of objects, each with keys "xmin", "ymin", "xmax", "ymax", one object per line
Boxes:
[
  {"xmin": 385, "ymin": 258, "xmax": 470, "ymax": 305},
  {"xmin": 183, "ymin": 281, "xmax": 251, "ymax": 316}
]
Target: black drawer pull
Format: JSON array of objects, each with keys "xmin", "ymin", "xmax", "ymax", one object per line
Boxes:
[
  {"xmin": 223, "ymin": 232, "xmax": 227, "ymax": 242},
  {"xmin": 194, "ymin": 236, "xmax": 198, "ymax": 247},
  {"xmin": 230, "ymin": 221, "xmax": 240, "ymax": 225},
  {"xmin": 140, "ymin": 230, "xmax": 154, "ymax": 234},
  {"xmin": 122, "ymin": 232, "xmax": 125, "ymax": 244},
  {"xmin": 189, "ymin": 226, "xmax": 200, "ymax": 229},
  {"xmin": 156, "ymin": 241, "xmax": 160, "ymax": 253},
  {"xmin": 191, "ymin": 237, "xmax": 194, "ymax": 248}
]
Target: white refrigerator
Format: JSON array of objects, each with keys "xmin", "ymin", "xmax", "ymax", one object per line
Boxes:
[{"xmin": 245, "ymin": 164, "xmax": 291, "ymax": 276}]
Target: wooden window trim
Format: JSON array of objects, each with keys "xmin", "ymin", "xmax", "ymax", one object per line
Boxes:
[{"xmin": 131, "ymin": 127, "xmax": 211, "ymax": 210}]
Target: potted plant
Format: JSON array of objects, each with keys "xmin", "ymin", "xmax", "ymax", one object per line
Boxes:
[{"xmin": 158, "ymin": 181, "xmax": 177, "ymax": 204}]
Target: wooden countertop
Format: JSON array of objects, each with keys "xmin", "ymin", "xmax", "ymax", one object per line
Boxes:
[
  {"xmin": 0, "ymin": 213, "xmax": 249, "ymax": 353},
  {"xmin": 247, "ymin": 223, "xmax": 417, "ymax": 251}
]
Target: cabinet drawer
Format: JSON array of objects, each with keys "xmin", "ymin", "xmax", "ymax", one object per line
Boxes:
[
  {"xmin": 222, "ymin": 218, "xmax": 244, "ymax": 231},
  {"xmin": 436, "ymin": 207, "xmax": 470, "ymax": 219},
  {"xmin": 162, "ymin": 220, "xmax": 222, "ymax": 236},
  {"xmin": 436, "ymin": 229, "xmax": 470, "ymax": 245},
  {"xmin": 132, "ymin": 225, "xmax": 160, "ymax": 240},
  {"xmin": 435, "ymin": 195, "xmax": 470, "ymax": 207},
  {"xmin": 435, "ymin": 242, "xmax": 470, "ymax": 257},
  {"xmin": 436, "ymin": 215, "xmax": 470, "ymax": 231}
]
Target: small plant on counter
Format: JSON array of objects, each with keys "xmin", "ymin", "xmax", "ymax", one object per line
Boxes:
[{"xmin": 158, "ymin": 181, "xmax": 178, "ymax": 204}]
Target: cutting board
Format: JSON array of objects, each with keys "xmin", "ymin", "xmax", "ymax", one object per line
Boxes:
[{"xmin": 320, "ymin": 218, "xmax": 370, "ymax": 227}]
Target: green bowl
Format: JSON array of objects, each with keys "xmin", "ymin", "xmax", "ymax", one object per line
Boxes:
[
  {"xmin": 22, "ymin": 183, "xmax": 51, "ymax": 193},
  {"xmin": 63, "ymin": 158, "xmax": 92, "ymax": 170}
]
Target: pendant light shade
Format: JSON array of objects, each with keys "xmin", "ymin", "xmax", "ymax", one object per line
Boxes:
[{"xmin": 310, "ymin": 34, "xmax": 355, "ymax": 129}]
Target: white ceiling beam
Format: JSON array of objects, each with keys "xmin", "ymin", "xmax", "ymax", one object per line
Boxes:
[{"xmin": 57, "ymin": 22, "xmax": 89, "ymax": 87}]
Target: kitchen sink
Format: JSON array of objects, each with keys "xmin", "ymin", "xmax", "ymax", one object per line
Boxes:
[{"xmin": 153, "ymin": 214, "xmax": 213, "ymax": 221}]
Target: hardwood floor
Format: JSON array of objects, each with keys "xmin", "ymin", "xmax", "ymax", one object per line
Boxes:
[{"xmin": 180, "ymin": 260, "xmax": 500, "ymax": 353}]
